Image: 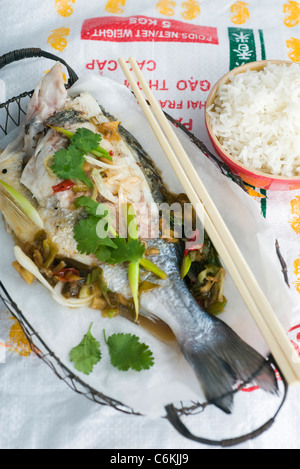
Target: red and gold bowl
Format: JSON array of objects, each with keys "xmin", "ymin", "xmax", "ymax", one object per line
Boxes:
[{"xmin": 205, "ymin": 60, "xmax": 300, "ymax": 191}]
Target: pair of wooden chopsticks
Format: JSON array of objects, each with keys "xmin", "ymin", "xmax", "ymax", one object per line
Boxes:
[{"xmin": 119, "ymin": 56, "xmax": 300, "ymax": 386}]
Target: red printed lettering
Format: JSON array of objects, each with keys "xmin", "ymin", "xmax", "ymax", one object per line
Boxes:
[
  {"xmin": 177, "ymin": 80, "xmax": 187, "ymax": 91},
  {"xmin": 81, "ymin": 15, "xmax": 219, "ymax": 44},
  {"xmin": 86, "ymin": 60, "xmax": 95, "ymax": 70},
  {"xmin": 108, "ymin": 60, "xmax": 117, "ymax": 71},
  {"xmin": 124, "ymin": 80, "xmax": 143, "ymax": 90},
  {"xmin": 187, "ymin": 100, "xmax": 206, "ymax": 110},
  {"xmin": 149, "ymin": 80, "xmax": 169, "ymax": 91},
  {"xmin": 177, "ymin": 118, "xmax": 193, "ymax": 131},
  {"xmin": 200, "ymin": 80, "xmax": 210, "ymax": 92},
  {"xmin": 86, "ymin": 59, "xmax": 156, "ymax": 73},
  {"xmin": 159, "ymin": 100, "xmax": 184, "ymax": 109},
  {"xmin": 146, "ymin": 60, "xmax": 156, "ymax": 71},
  {"xmin": 177, "ymin": 79, "xmax": 211, "ymax": 92}
]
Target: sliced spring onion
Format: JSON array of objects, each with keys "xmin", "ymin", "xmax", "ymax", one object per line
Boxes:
[
  {"xmin": 14, "ymin": 246, "xmax": 53, "ymax": 293},
  {"xmin": 180, "ymin": 253, "xmax": 192, "ymax": 280},
  {"xmin": 139, "ymin": 258, "xmax": 167, "ymax": 280},
  {"xmin": 0, "ymin": 180, "xmax": 44, "ymax": 229},
  {"xmin": 124, "ymin": 203, "xmax": 140, "ymax": 322},
  {"xmin": 85, "ymin": 155, "xmax": 126, "ymax": 170},
  {"xmin": 52, "ymin": 282, "xmax": 95, "ymax": 308},
  {"xmin": 206, "ymin": 298, "xmax": 227, "ymax": 316},
  {"xmin": 128, "ymin": 261, "xmax": 140, "ymax": 322}
]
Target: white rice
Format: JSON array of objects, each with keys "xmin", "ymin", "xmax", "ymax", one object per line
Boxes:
[{"xmin": 206, "ymin": 62, "xmax": 300, "ymax": 177}]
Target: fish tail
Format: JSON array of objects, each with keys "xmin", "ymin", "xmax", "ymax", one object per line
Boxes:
[{"xmin": 182, "ymin": 320, "xmax": 278, "ymax": 414}]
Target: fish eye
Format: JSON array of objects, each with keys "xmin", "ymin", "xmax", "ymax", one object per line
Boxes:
[{"xmin": 1, "ymin": 169, "xmax": 7, "ymax": 174}]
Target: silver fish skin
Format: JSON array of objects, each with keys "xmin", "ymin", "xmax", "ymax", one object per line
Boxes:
[
  {"xmin": 142, "ymin": 241, "xmax": 278, "ymax": 412},
  {"xmin": 97, "ymin": 123, "xmax": 279, "ymax": 413},
  {"xmin": 102, "ymin": 238, "xmax": 278, "ymax": 413}
]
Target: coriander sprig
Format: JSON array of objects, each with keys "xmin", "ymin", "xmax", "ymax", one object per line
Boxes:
[
  {"xmin": 50, "ymin": 127, "xmax": 113, "ymax": 190},
  {"xmin": 69, "ymin": 325, "xmax": 154, "ymax": 375},
  {"xmin": 69, "ymin": 322, "xmax": 101, "ymax": 375},
  {"xmin": 73, "ymin": 196, "xmax": 167, "ymax": 321},
  {"xmin": 51, "ymin": 145, "xmax": 93, "ymax": 188},
  {"xmin": 50, "ymin": 126, "xmax": 112, "ymax": 161},
  {"xmin": 103, "ymin": 331, "xmax": 154, "ymax": 371}
]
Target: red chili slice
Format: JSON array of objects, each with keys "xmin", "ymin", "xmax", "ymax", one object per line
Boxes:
[
  {"xmin": 52, "ymin": 179, "xmax": 75, "ymax": 194},
  {"xmin": 184, "ymin": 229, "xmax": 204, "ymax": 257},
  {"xmin": 51, "ymin": 268, "xmax": 80, "ymax": 282}
]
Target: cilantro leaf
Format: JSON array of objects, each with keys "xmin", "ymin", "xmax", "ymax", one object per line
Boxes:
[
  {"xmin": 70, "ymin": 128, "xmax": 102, "ymax": 154},
  {"xmin": 74, "ymin": 216, "xmax": 117, "ymax": 261},
  {"xmin": 107, "ymin": 238, "xmax": 146, "ymax": 264},
  {"xmin": 74, "ymin": 196, "xmax": 118, "ymax": 262},
  {"xmin": 51, "ymin": 145, "xmax": 93, "ymax": 188},
  {"xmin": 75, "ymin": 195, "xmax": 108, "ymax": 217},
  {"xmin": 73, "ymin": 197, "xmax": 145, "ymax": 265},
  {"xmin": 70, "ymin": 323, "xmax": 101, "ymax": 375},
  {"xmin": 105, "ymin": 332, "xmax": 154, "ymax": 371}
]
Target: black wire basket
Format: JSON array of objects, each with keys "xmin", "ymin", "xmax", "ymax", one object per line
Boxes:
[{"xmin": 0, "ymin": 48, "xmax": 289, "ymax": 448}]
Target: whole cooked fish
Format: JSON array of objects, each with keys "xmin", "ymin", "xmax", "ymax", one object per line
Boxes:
[{"xmin": 0, "ymin": 63, "xmax": 278, "ymax": 413}]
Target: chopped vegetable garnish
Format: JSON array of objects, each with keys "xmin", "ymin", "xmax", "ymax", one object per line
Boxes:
[
  {"xmin": 75, "ymin": 195, "xmax": 106, "ymax": 216},
  {"xmin": 180, "ymin": 253, "xmax": 192, "ymax": 279},
  {"xmin": 121, "ymin": 203, "xmax": 140, "ymax": 321},
  {"xmin": 51, "ymin": 267, "xmax": 80, "ymax": 282},
  {"xmin": 70, "ymin": 127, "xmax": 103, "ymax": 155},
  {"xmin": 128, "ymin": 261, "xmax": 139, "ymax": 321},
  {"xmin": 51, "ymin": 146, "xmax": 93, "ymax": 188},
  {"xmin": 73, "ymin": 197, "xmax": 167, "ymax": 320},
  {"xmin": 104, "ymin": 331, "xmax": 154, "ymax": 371},
  {"xmin": 74, "ymin": 215, "xmax": 117, "ymax": 262},
  {"xmin": 50, "ymin": 126, "xmax": 112, "ymax": 161},
  {"xmin": 69, "ymin": 323, "xmax": 101, "ymax": 375},
  {"xmin": 73, "ymin": 197, "xmax": 145, "ymax": 266},
  {"xmin": 139, "ymin": 258, "xmax": 167, "ymax": 280}
]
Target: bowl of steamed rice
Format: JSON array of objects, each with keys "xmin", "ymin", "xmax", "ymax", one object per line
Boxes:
[{"xmin": 205, "ymin": 60, "xmax": 300, "ymax": 190}]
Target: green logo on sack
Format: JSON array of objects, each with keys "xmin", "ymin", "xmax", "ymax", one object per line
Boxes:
[
  {"xmin": 229, "ymin": 27, "xmax": 257, "ymax": 70},
  {"xmin": 228, "ymin": 27, "xmax": 268, "ymax": 215}
]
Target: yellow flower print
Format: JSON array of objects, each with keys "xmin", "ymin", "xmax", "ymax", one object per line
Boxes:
[
  {"xmin": 230, "ymin": 1, "xmax": 250, "ymax": 25},
  {"xmin": 286, "ymin": 37, "xmax": 300, "ymax": 61},
  {"xmin": 293, "ymin": 256, "xmax": 300, "ymax": 295},
  {"xmin": 181, "ymin": 0, "xmax": 200, "ymax": 20},
  {"xmin": 7, "ymin": 317, "xmax": 32, "ymax": 358},
  {"xmin": 283, "ymin": 1, "xmax": 300, "ymax": 27},
  {"xmin": 294, "ymin": 258, "xmax": 300, "ymax": 275},
  {"xmin": 156, "ymin": 0, "xmax": 176, "ymax": 16},
  {"xmin": 293, "ymin": 277, "xmax": 300, "ymax": 294},
  {"xmin": 47, "ymin": 27, "xmax": 70, "ymax": 52},
  {"xmin": 105, "ymin": 0, "xmax": 126, "ymax": 14},
  {"xmin": 290, "ymin": 195, "xmax": 300, "ymax": 233},
  {"xmin": 55, "ymin": 0, "xmax": 75, "ymax": 17}
]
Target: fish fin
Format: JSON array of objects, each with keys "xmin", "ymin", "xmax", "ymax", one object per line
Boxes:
[{"xmin": 182, "ymin": 320, "xmax": 278, "ymax": 414}]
